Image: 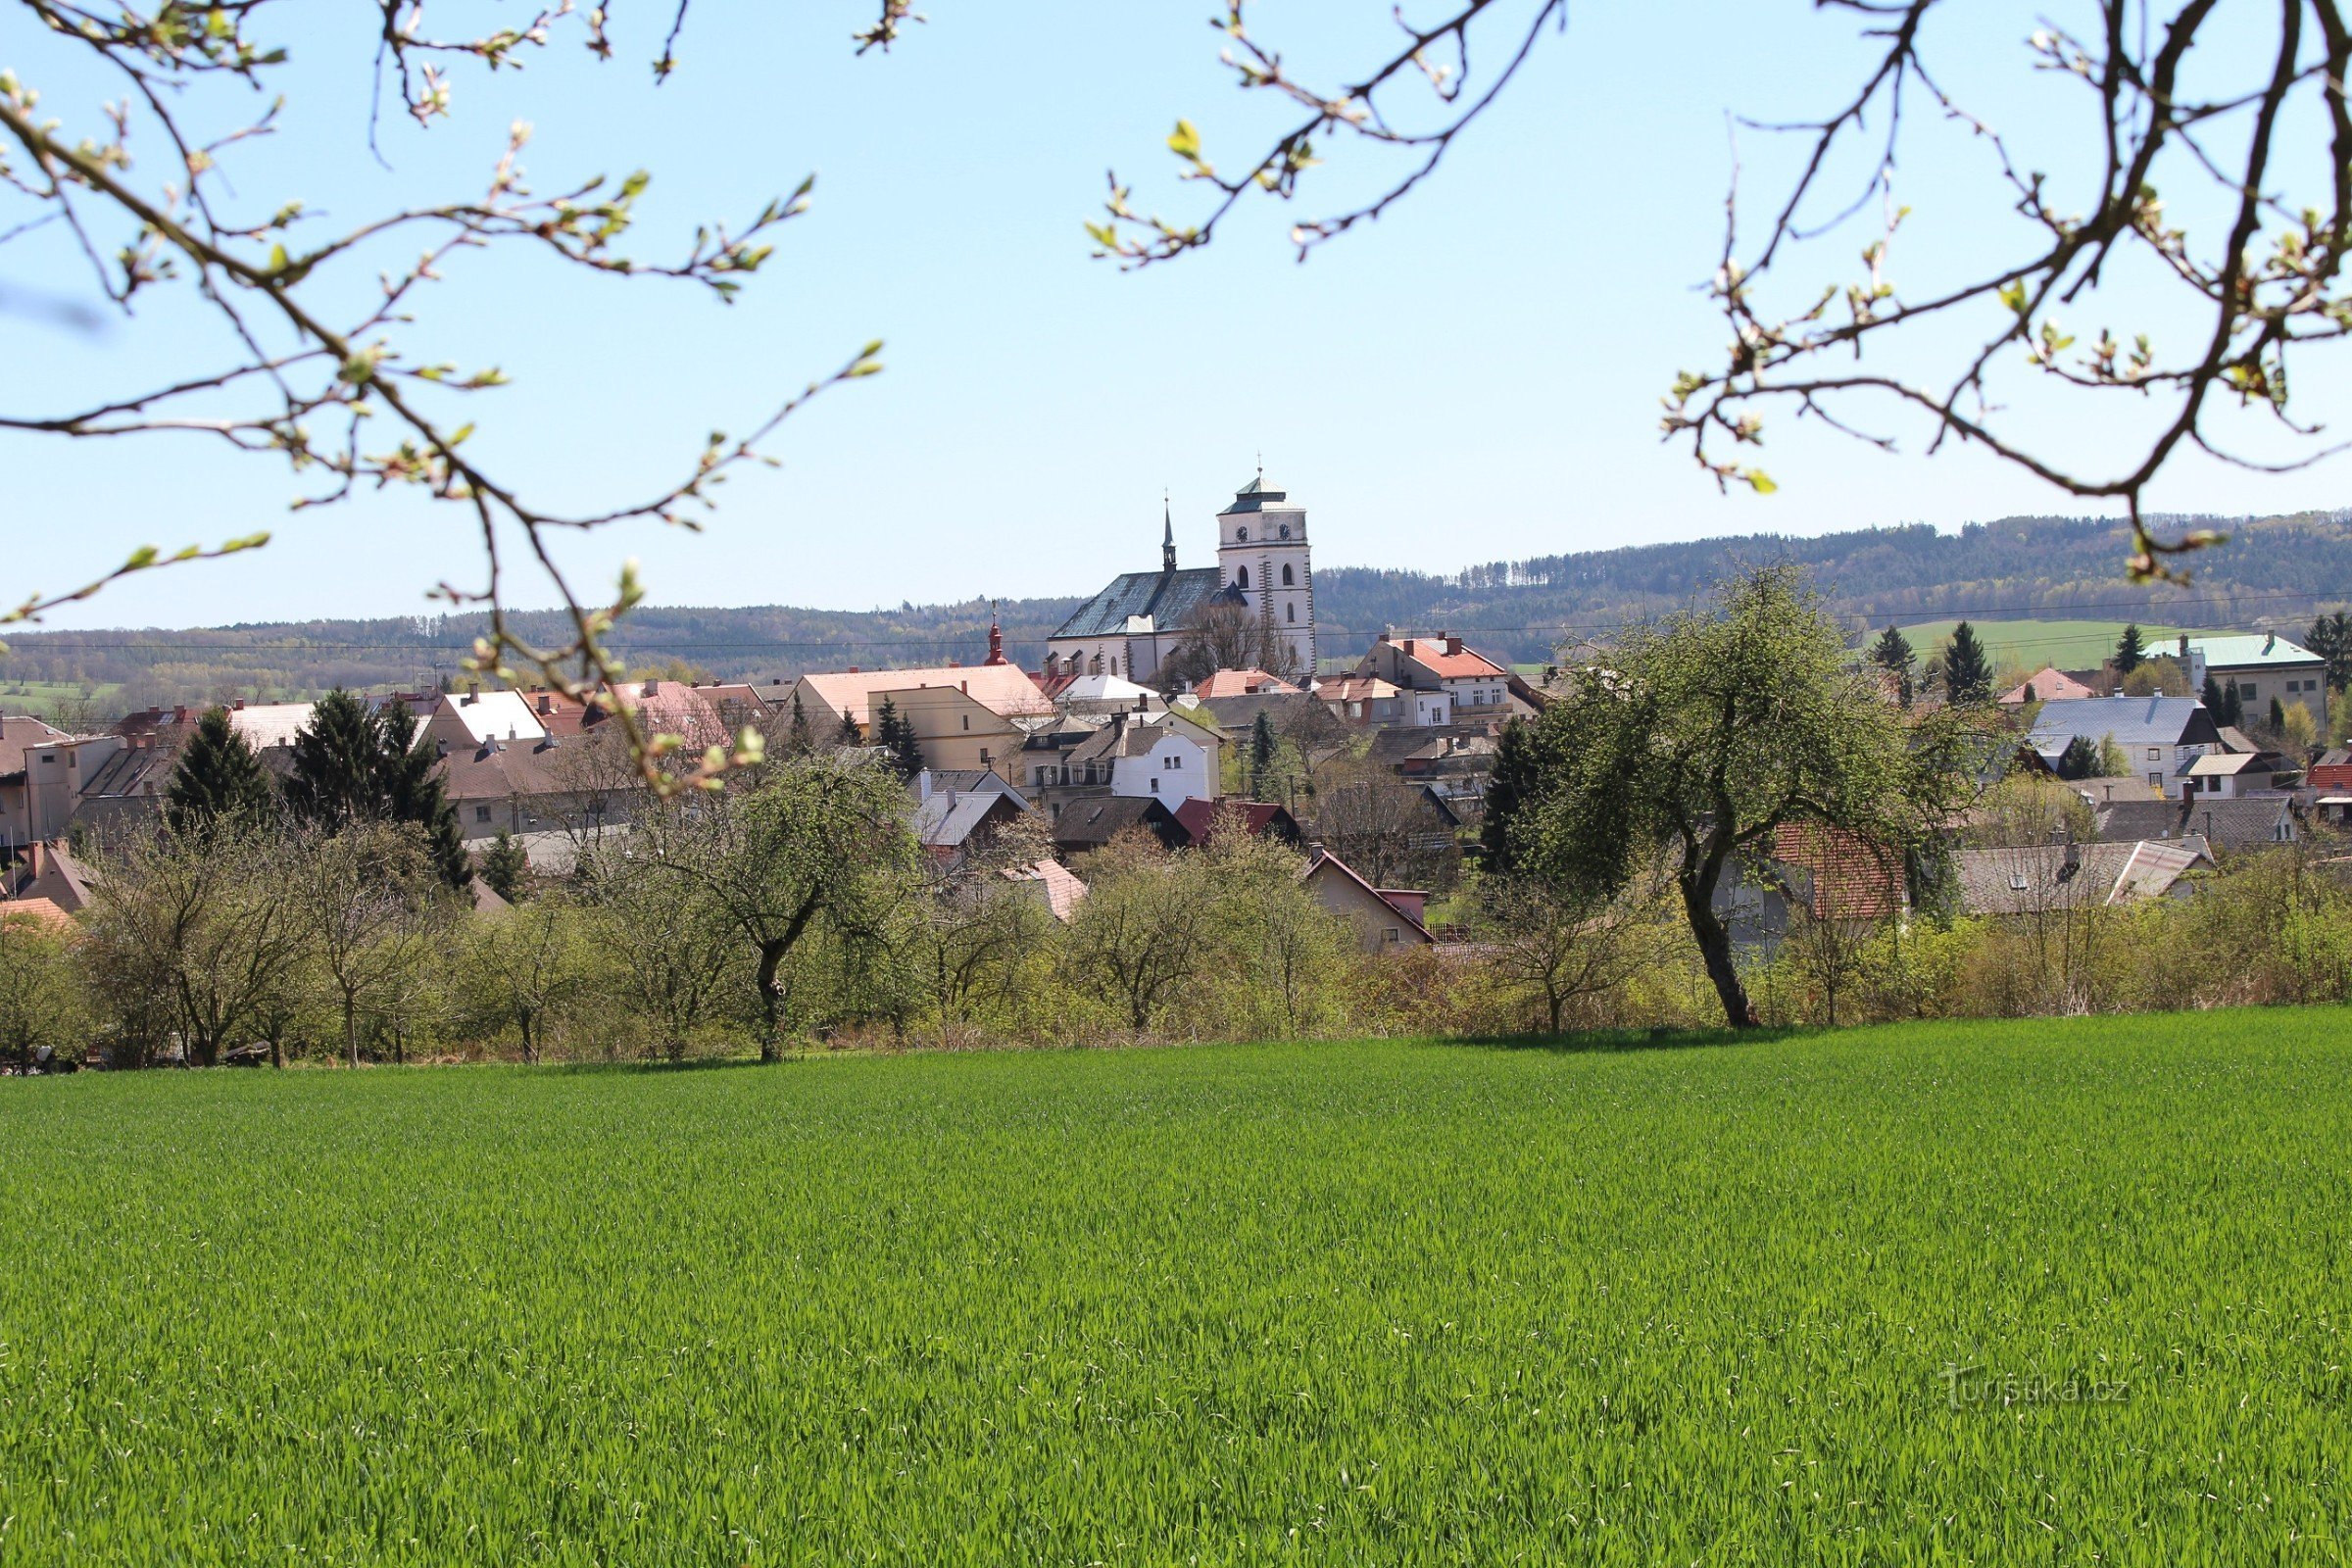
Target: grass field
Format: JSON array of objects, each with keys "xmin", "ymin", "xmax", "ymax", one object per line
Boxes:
[
  {"xmin": 1864, "ymin": 618, "xmax": 2197, "ymax": 673},
  {"xmin": 3, "ymin": 1014, "xmax": 2347, "ymax": 1564}
]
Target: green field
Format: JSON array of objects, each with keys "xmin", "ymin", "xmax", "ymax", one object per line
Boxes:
[
  {"xmin": 3, "ymin": 1015, "xmax": 2347, "ymax": 1563},
  {"xmin": 1864, "ymin": 618, "xmax": 2198, "ymax": 673}
]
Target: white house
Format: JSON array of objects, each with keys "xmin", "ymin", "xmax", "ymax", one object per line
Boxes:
[{"xmin": 1037, "ymin": 716, "xmax": 1213, "ymax": 808}]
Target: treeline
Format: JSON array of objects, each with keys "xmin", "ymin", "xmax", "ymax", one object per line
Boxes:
[{"xmin": 12, "ymin": 510, "xmax": 2352, "ymax": 710}]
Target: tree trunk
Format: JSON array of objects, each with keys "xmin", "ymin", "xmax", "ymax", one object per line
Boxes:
[
  {"xmin": 519, "ymin": 1008, "xmax": 537, "ymax": 1065},
  {"xmin": 1680, "ymin": 873, "xmax": 1754, "ymax": 1028},
  {"xmin": 755, "ymin": 942, "xmax": 784, "ymax": 1063},
  {"xmin": 344, "ymin": 993, "xmax": 360, "ymax": 1068}
]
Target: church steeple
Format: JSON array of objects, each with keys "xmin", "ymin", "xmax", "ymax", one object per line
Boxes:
[
  {"xmin": 1161, "ymin": 490, "xmax": 1176, "ymax": 572},
  {"xmin": 985, "ymin": 601, "xmax": 1006, "ymax": 665}
]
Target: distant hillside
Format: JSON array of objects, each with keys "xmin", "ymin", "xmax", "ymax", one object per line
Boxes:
[{"xmin": 4, "ymin": 508, "xmax": 2347, "ymax": 717}]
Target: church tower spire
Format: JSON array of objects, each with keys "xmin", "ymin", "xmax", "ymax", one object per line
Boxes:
[{"xmin": 1161, "ymin": 490, "xmax": 1176, "ymax": 572}]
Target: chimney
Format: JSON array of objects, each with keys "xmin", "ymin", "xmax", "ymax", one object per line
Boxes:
[
  {"xmin": 172, "ymin": 706, "xmax": 188, "ymax": 723},
  {"xmin": 643, "ymin": 680, "xmax": 660, "ymax": 697},
  {"xmin": 2265, "ymin": 631, "xmax": 2278, "ymax": 654},
  {"xmin": 231, "ymin": 698, "xmax": 245, "ymax": 710},
  {"xmin": 960, "ymin": 679, "xmax": 969, "ymax": 695},
  {"xmin": 536, "ymin": 694, "xmax": 551, "ymax": 714},
  {"xmin": 2179, "ymin": 634, "xmax": 2190, "ymax": 660},
  {"xmin": 848, "ymin": 665, "xmax": 861, "ymax": 675}
]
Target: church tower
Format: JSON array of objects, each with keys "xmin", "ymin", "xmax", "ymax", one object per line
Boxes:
[{"xmin": 1216, "ymin": 467, "xmax": 1314, "ymax": 676}]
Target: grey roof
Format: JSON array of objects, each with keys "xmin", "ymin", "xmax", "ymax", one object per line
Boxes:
[
  {"xmin": 1218, "ymin": 476, "xmax": 1292, "ymax": 514},
  {"xmin": 1051, "ymin": 567, "xmax": 1242, "ymax": 640},
  {"xmin": 2180, "ymin": 796, "xmax": 2299, "ymax": 852},
  {"xmin": 913, "ymin": 790, "xmax": 1022, "ymax": 850},
  {"xmin": 1953, "ymin": 840, "xmax": 2210, "ymax": 916},
  {"xmin": 2028, "ymin": 696, "xmax": 2220, "ymax": 752},
  {"xmin": 1051, "ymin": 795, "xmax": 1184, "ymax": 851},
  {"xmin": 2090, "ymin": 799, "xmax": 2196, "ymax": 843}
]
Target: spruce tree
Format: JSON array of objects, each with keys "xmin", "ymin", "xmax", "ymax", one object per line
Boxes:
[
  {"xmin": 788, "ymin": 691, "xmax": 814, "ymax": 754},
  {"xmin": 282, "ymin": 688, "xmax": 382, "ymax": 828},
  {"xmin": 1868, "ymin": 624, "xmax": 1916, "ymax": 705},
  {"xmin": 881, "ymin": 699, "xmax": 924, "ymax": 779},
  {"xmin": 376, "ymin": 701, "xmax": 469, "ymax": 888},
  {"xmin": 2054, "ymin": 735, "xmax": 2100, "ymax": 780},
  {"xmin": 1479, "ymin": 715, "xmax": 1546, "ymax": 874},
  {"xmin": 165, "ymin": 706, "xmax": 275, "ymax": 835},
  {"xmin": 835, "ymin": 709, "xmax": 863, "ymax": 750},
  {"xmin": 2115, "ymin": 622, "xmax": 2146, "ymax": 673},
  {"xmin": 1248, "ymin": 710, "xmax": 1278, "ymax": 799},
  {"xmin": 477, "ymin": 829, "xmax": 529, "ymax": 903},
  {"xmin": 2203, "ymin": 674, "xmax": 2243, "ymax": 729},
  {"xmin": 1943, "ymin": 621, "xmax": 1994, "ymax": 706}
]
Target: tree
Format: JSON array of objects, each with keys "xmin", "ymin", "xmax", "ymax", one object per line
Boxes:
[
  {"xmin": 1514, "ymin": 566, "xmax": 1990, "ymax": 1028},
  {"xmin": 1156, "ymin": 598, "xmax": 1301, "ymax": 692},
  {"xmin": 290, "ymin": 823, "xmax": 443, "ymax": 1068},
  {"xmin": 2307, "ymin": 612, "xmax": 2352, "ymax": 692},
  {"xmin": 788, "ymin": 692, "xmax": 815, "ymax": 755},
  {"xmin": 2097, "ymin": 732, "xmax": 2132, "ymax": 779},
  {"xmin": 834, "ymin": 710, "xmax": 865, "ymax": 751},
  {"xmin": 906, "ymin": 808, "xmax": 1058, "ymax": 1040},
  {"xmin": 2121, "ymin": 657, "xmax": 2190, "ymax": 699},
  {"xmin": 1060, "ymin": 832, "xmax": 1220, "ymax": 1034},
  {"xmin": 578, "ymin": 856, "xmax": 747, "ymax": 1059},
  {"xmin": 1942, "ymin": 622, "xmax": 1994, "ymax": 707},
  {"xmin": 1311, "ymin": 763, "xmax": 1461, "ymax": 894},
  {"xmin": 462, "ymin": 900, "xmax": 591, "ymax": 1065},
  {"xmin": 164, "ymin": 707, "xmax": 273, "ymax": 837},
  {"xmin": 1479, "ymin": 716, "xmax": 1544, "ymax": 874},
  {"xmin": 1475, "ymin": 876, "xmax": 1668, "ymax": 1035},
  {"xmin": 887, "ymin": 703, "xmax": 925, "ymax": 780},
  {"xmin": 2270, "ymin": 696, "xmax": 2289, "ymax": 737},
  {"xmin": 0, "ymin": 910, "xmax": 88, "ymax": 1070},
  {"xmin": 2205, "ymin": 675, "xmax": 2245, "ymax": 730},
  {"xmin": 2054, "ymin": 736, "xmax": 2102, "ymax": 781},
  {"xmin": 1867, "ymin": 625, "xmax": 1917, "ymax": 707},
  {"xmin": 2281, "ymin": 700, "xmax": 2320, "ymax": 753},
  {"xmin": 282, "ymin": 690, "xmax": 383, "ymax": 830},
  {"xmin": 477, "ymin": 831, "xmax": 530, "ymax": 905},
  {"xmin": 1103, "ymin": 5, "xmax": 2338, "ymax": 580},
  {"xmin": 376, "ymin": 702, "xmax": 470, "ymax": 888},
  {"xmin": 634, "ymin": 752, "xmax": 919, "ymax": 1059},
  {"xmin": 1247, "ymin": 710, "xmax": 1279, "ymax": 800},
  {"xmin": 2115, "ymin": 623, "xmax": 2147, "ymax": 675}
]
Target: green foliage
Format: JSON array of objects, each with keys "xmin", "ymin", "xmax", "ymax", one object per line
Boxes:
[
  {"xmin": 164, "ymin": 706, "xmax": 274, "ymax": 836},
  {"xmin": 1247, "ymin": 710, "xmax": 1278, "ymax": 799},
  {"xmin": 476, "ymin": 829, "xmax": 529, "ymax": 904},
  {"xmin": 4, "ymin": 1016, "xmax": 2350, "ymax": 1559},
  {"xmin": 2114, "ymin": 621, "xmax": 2146, "ymax": 673},
  {"xmin": 1866, "ymin": 623, "xmax": 1915, "ymax": 705},
  {"xmin": 2204, "ymin": 674, "xmax": 2244, "ymax": 729},
  {"xmin": 2305, "ymin": 610, "xmax": 2352, "ymax": 692},
  {"xmin": 281, "ymin": 689, "xmax": 381, "ymax": 828},
  {"xmin": 2097, "ymin": 731, "xmax": 2132, "ymax": 778},
  {"xmin": 1941, "ymin": 620, "xmax": 1994, "ymax": 706},
  {"xmin": 1478, "ymin": 715, "xmax": 1543, "ymax": 874},
  {"xmin": 0, "ymin": 912, "xmax": 89, "ymax": 1067},
  {"xmin": 2053, "ymin": 735, "xmax": 2100, "ymax": 780}
]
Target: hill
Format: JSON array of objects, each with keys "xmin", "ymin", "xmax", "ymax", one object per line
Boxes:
[{"xmin": 3, "ymin": 507, "xmax": 2347, "ymax": 717}]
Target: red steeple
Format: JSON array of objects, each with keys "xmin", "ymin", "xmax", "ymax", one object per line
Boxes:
[{"xmin": 985, "ymin": 602, "xmax": 1006, "ymax": 665}]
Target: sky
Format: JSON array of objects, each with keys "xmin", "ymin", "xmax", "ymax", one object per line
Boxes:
[{"xmin": 2, "ymin": 0, "xmax": 2341, "ymax": 629}]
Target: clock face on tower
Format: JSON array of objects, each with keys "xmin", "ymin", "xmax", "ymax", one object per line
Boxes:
[
  {"xmin": 1279, "ymin": 523, "xmax": 1291, "ymax": 539},
  {"xmin": 1236, "ymin": 526, "xmax": 1248, "ymax": 542}
]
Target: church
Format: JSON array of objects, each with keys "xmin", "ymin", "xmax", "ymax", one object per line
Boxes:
[{"xmin": 1044, "ymin": 472, "xmax": 1316, "ymax": 684}]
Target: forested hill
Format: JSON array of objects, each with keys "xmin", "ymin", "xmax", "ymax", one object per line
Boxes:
[{"xmin": 5, "ymin": 508, "xmax": 2347, "ymax": 711}]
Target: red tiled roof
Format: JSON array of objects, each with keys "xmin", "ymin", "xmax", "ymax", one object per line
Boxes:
[
  {"xmin": 1998, "ymin": 666, "xmax": 2099, "ymax": 705},
  {"xmin": 0, "ymin": 896, "xmax": 74, "ymax": 931},
  {"xmin": 1771, "ymin": 823, "xmax": 1906, "ymax": 920},
  {"xmin": 1171, "ymin": 798, "xmax": 1298, "ymax": 847},
  {"xmin": 1388, "ymin": 636, "xmax": 1508, "ymax": 680},
  {"xmin": 1191, "ymin": 668, "xmax": 1299, "ymax": 699}
]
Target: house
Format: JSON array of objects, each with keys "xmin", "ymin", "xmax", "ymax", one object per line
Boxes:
[
  {"xmin": 1045, "ymin": 475, "xmax": 1316, "ymax": 682},
  {"xmin": 0, "ymin": 894, "xmax": 75, "ymax": 933},
  {"xmin": 2, "ymin": 839, "xmax": 96, "ymax": 914},
  {"xmin": 1952, "ymin": 838, "xmax": 2213, "ymax": 916},
  {"xmin": 1169, "ymin": 798, "xmax": 1303, "ymax": 849},
  {"xmin": 911, "ymin": 769, "xmax": 1037, "ymax": 866},
  {"xmin": 1, "ymin": 712, "xmax": 72, "ymax": 854},
  {"xmin": 1030, "ymin": 715, "xmax": 1213, "ymax": 811},
  {"xmin": 1299, "ymin": 846, "xmax": 1435, "ymax": 952},
  {"xmin": 432, "ymin": 734, "xmax": 616, "ymax": 847},
  {"xmin": 2182, "ymin": 749, "xmax": 2283, "ymax": 800},
  {"xmin": 1190, "ymin": 668, "xmax": 1299, "ymax": 700},
  {"xmin": 1770, "ymin": 822, "xmax": 1908, "ymax": 923},
  {"xmin": 28, "ymin": 701, "xmax": 314, "ymax": 844},
  {"xmin": 775, "ymin": 650, "xmax": 1053, "ymax": 763},
  {"xmin": 2180, "ymin": 633, "xmax": 2328, "ymax": 731},
  {"xmin": 2027, "ymin": 696, "xmax": 2222, "ymax": 801},
  {"xmin": 1042, "ymin": 672, "xmax": 1164, "ymax": 720},
  {"xmin": 2309, "ymin": 747, "xmax": 2352, "ymax": 793},
  {"xmin": 1314, "ymin": 675, "xmax": 1410, "ymax": 727},
  {"xmin": 423, "ymin": 689, "xmax": 550, "ymax": 751},
  {"xmin": 1998, "ymin": 666, "xmax": 2100, "ymax": 707},
  {"xmin": 1001, "ymin": 859, "xmax": 1088, "ymax": 922},
  {"xmin": 1050, "ymin": 795, "xmax": 1189, "ymax": 858},
  {"xmin": 1354, "ymin": 632, "xmax": 1513, "ymax": 722},
  {"xmin": 2179, "ymin": 796, "xmax": 2300, "ymax": 855}
]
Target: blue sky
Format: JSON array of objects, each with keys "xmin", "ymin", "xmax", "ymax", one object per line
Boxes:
[{"xmin": 3, "ymin": 1, "xmax": 2339, "ymax": 628}]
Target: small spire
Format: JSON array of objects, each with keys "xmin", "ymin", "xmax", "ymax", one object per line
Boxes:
[
  {"xmin": 1161, "ymin": 489, "xmax": 1177, "ymax": 572},
  {"xmin": 985, "ymin": 600, "xmax": 1006, "ymax": 665}
]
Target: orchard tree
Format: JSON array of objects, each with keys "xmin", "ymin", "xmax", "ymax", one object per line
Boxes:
[{"xmin": 1513, "ymin": 565, "xmax": 1993, "ymax": 1028}]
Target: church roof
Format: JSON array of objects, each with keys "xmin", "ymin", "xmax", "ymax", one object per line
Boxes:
[
  {"xmin": 1051, "ymin": 566, "xmax": 1241, "ymax": 641},
  {"xmin": 1219, "ymin": 475, "xmax": 1294, "ymax": 514}
]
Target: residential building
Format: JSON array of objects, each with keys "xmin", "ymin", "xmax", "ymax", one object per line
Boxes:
[
  {"xmin": 1952, "ymin": 838, "xmax": 2213, "ymax": 916},
  {"xmin": 1049, "ymin": 795, "xmax": 1188, "ymax": 858},
  {"xmin": 1997, "ymin": 666, "xmax": 2100, "ymax": 707},
  {"xmin": 1190, "ymin": 668, "xmax": 1299, "ymax": 700},
  {"xmin": 911, "ymin": 769, "xmax": 1037, "ymax": 867},
  {"xmin": 1, "ymin": 712, "xmax": 72, "ymax": 853},
  {"xmin": 2027, "ymin": 696, "xmax": 2222, "ymax": 801},
  {"xmin": 1001, "ymin": 859, "xmax": 1088, "ymax": 922},
  {"xmin": 423, "ymin": 690, "xmax": 550, "ymax": 752},
  {"xmin": 1315, "ymin": 675, "xmax": 1410, "ymax": 727},
  {"xmin": 1169, "ymin": 798, "xmax": 1303, "ymax": 849},
  {"xmin": 775, "ymin": 656, "xmax": 1053, "ymax": 766},
  {"xmin": 2180, "ymin": 633, "xmax": 2328, "ymax": 731},
  {"xmin": 1046, "ymin": 473, "xmax": 1316, "ymax": 682},
  {"xmin": 1353, "ymin": 631, "xmax": 1513, "ymax": 720},
  {"xmin": 1027, "ymin": 714, "xmax": 1212, "ymax": 812},
  {"xmin": 1300, "ymin": 847, "xmax": 1434, "ymax": 952}
]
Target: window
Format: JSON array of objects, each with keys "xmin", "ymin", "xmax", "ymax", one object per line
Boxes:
[
  {"xmin": 38, "ymin": 755, "xmax": 54, "ymax": 764},
  {"xmin": 474, "ymin": 806, "xmax": 491, "ymax": 823},
  {"xmin": 2148, "ymin": 773, "xmax": 2163, "ymax": 789},
  {"xmin": 1238, "ymin": 566, "xmax": 1250, "ymax": 590},
  {"xmin": 1150, "ymin": 777, "xmax": 1159, "ymax": 793},
  {"xmin": 2240, "ymin": 682, "xmax": 2257, "ymax": 699},
  {"xmin": 1286, "ymin": 603, "xmax": 1297, "ymax": 622},
  {"xmin": 1383, "ymin": 927, "xmax": 1400, "ymax": 944},
  {"xmin": 1167, "ymin": 754, "xmax": 1180, "ymax": 768},
  {"xmin": 1281, "ymin": 564, "xmax": 1295, "ymax": 585},
  {"xmin": 960, "ymin": 715, "xmax": 969, "ymax": 730},
  {"xmin": 2147, "ymin": 748, "xmax": 2161, "ymax": 760}
]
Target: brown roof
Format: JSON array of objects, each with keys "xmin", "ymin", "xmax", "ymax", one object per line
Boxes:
[
  {"xmin": 433, "ymin": 737, "xmax": 568, "ymax": 802},
  {"xmin": 1381, "ymin": 634, "xmax": 1509, "ymax": 681},
  {"xmin": 0, "ymin": 895, "xmax": 74, "ymax": 932},
  {"xmin": 1170, "ymin": 799, "xmax": 1302, "ymax": 847},
  {"xmin": 1191, "ymin": 668, "xmax": 1300, "ymax": 699},
  {"xmin": 1001, "ymin": 859, "xmax": 1088, "ymax": 921},
  {"xmin": 1998, "ymin": 666, "xmax": 2100, "ymax": 705},
  {"xmin": 1771, "ymin": 823, "xmax": 1906, "ymax": 920},
  {"xmin": 1299, "ymin": 847, "xmax": 1435, "ymax": 943},
  {"xmin": 0, "ymin": 712, "xmax": 70, "ymax": 778},
  {"xmin": 795, "ymin": 664, "xmax": 1052, "ymax": 727}
]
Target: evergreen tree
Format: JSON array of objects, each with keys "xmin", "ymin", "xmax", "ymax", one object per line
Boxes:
[
  {"xmin": 2115, "ymin": 622, "xmax": 2146, "ymax": 674},
  {"xmin": 376, "ymin": 701, "xmax": 469, "ymax": 888},
  {"xmin": 1248, "ymin": 710, "xmax": 1278, "ymax": 799},
  {"xmin": 788, "ymin": 691, "xmax": 814, "ymax": 754},
  {"xmin": 477, "ymin": 829, "xmax": 529, "ymax": 903},
  {"xmin": 2270, "ymin": 696, "xmax": 2288, "ymax": 735},
  {"xmin": 1867, "ymin": 624, "xmax": 1915, "ymax": 705},
  {"xmin": 834, "ymin": 709, "xmax": 863, "ymax": 750},
  {"xmin": 1943, "ymin": 621, "xmax": 1994, "ymax": 706},
  {"xmin": 878, "ymin": 698, "xmax": 924, "ymax": 779},
  {"xmin": 282, "ymin": 688, "xmax": 382, "ymax": 827},
  {"xmin": 164, "ymin": 707, "xmax": 274, "ymax": 836},
  {"xmin": 2204, "ymin": 674, "xmax": 2244, "ymax": 729},
  {"xmin": 2054, "ymin": 735, "xmax": 2100, "ymax": 780},
  {"xmin": 2307, "ymin": 611, "xmax": 2352, "ymax": 692},
  {"xmin": 1479, "ymin": 716, "xmax": 1547, "ymax": 874}
]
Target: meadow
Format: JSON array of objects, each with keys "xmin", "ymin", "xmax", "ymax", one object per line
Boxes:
[
  {"xmin": 1, "ymin": 1012, "xmax": 2346, "ymax": 1564},
  {"xmin": 1868, "ymin": 618, "xmax": 2192, "ymax": 673}
]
